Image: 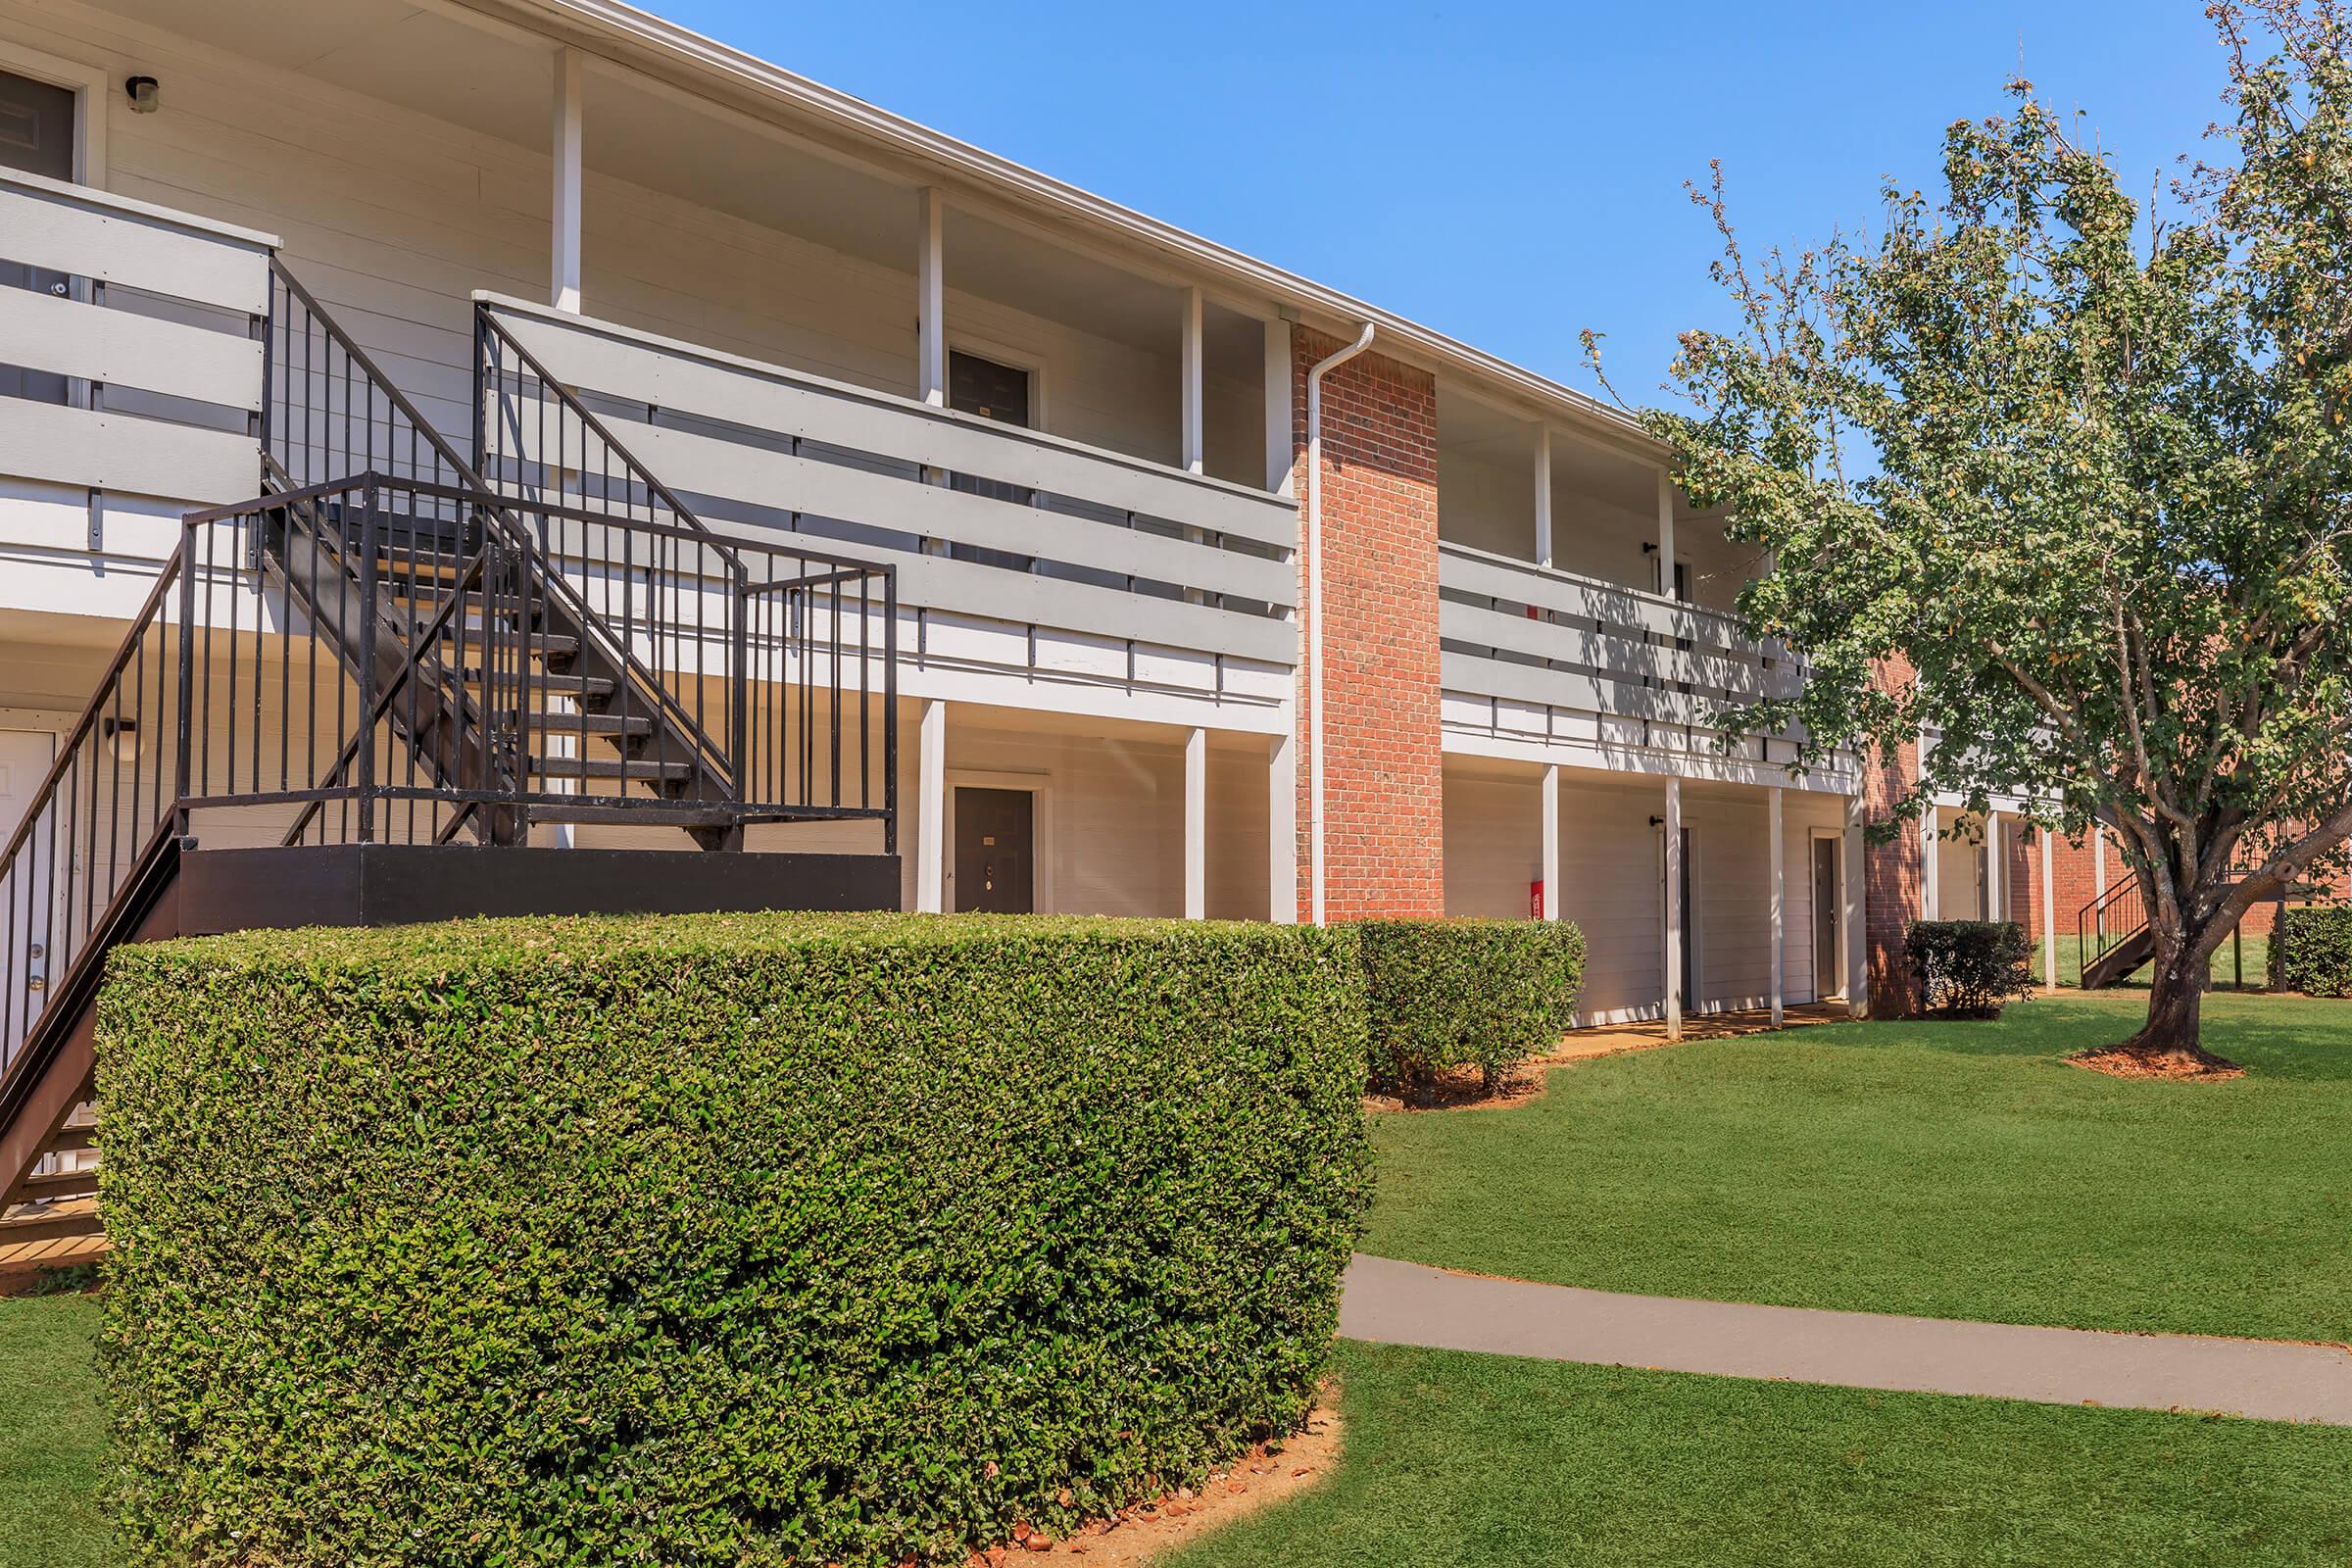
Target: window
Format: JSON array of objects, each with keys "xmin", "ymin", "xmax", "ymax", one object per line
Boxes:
[
  {"xmin": 0, "ymin": 69, "xmax": 76, "ymax": 406},
  {"xmin": 0, "ymin": 68, "xmax": 74, "ymax": 181},
  {"xmin": 948, "ymin": 350, "xmax": 1031, "ymax": 428},
  {"xmin": 944, "ymin": 350, "xmax": 1037, "ymax": 569}
]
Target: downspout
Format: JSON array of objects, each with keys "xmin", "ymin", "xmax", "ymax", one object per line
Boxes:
[{"xmin": 1304, "ymin": 321, "xmax": 1376, "ymax": 927}]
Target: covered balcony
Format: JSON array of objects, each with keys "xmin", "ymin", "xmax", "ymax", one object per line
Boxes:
[
  {"xmin": 18, "ymin": 0, "xmax": 1302, "ymax": 717},
  {"xmin": 1432, "ymin": 385, "xmax": 1814, "ymax": 778}
]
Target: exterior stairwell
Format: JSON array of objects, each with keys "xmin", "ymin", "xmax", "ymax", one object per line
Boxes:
[
  {"xmin": 2074, "ymin": 872, "xmax": 2267, "ymax": 991},
  {"xmin": 2077, "ymin": 878, "xmax": 2158, "ymax": 991},
  {"xmin": 0, "ymin": 260, "xmax": 897, "ymax": 1276}
]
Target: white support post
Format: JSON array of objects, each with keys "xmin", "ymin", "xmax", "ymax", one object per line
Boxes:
[
  {"xmin": 916, "ymin": 699, "xmax": 946, "ymax": 913},
  {"xmin": 1268, "ymin": 732, "xmax": 1297, "ymax": 923},
  {"xmin": 1533, "ymin": 425, "xmax": 1553, "ymax": 569},
  {"xmin": 1181, "ymin": 287, "xmax": 1204, "ymax": 475},
  {"xmin": 2093, "ymin": 820, "xmax": 2107, "ymax": 902},
  {"xmin": 1184, "ymin": 727, "xmax": 1206, "ymax": 919},
  {"xmin": 2040, "ymin": 826, "xmax": 2058, "ymax": 990},
  {"xmin": 1769, "ymin": 785, "xmax": 1785, "ymax": 1026},
  {"xmin": 1656, "ymin": 469, "xmax": 1677, "ymax": 597},
  {"xmin": 916, "ymin": 187, "xmax": 946, "ymax": 408},
  {"xmin": 1263, "ymin": 318, "xmax": 1294, "ymax": 497},
  {"xmin": 1921, "ymin": 801, "xmax": 1940, "ymax": 921},
  {"xmin": 1663, "ymin": 775, "xmax": 1684, "ymax": 1040},
  {"xmin": 1540, "ymin": 763, "xmax": 1560, "ymax": 920},
  {"xmin": 1985, "ymin": 807, "xmax": 2005, "ymax": 924},
  {"xmin": 1845, "ymin": 795, "xmax": 1869, "ymax": 1016},
  {"xmin": 550, "ymin": 47, "xmax": 583, "ymax": 314}
]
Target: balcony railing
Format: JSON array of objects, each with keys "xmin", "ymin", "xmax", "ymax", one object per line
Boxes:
[
  {"xmin": 473, "ymin": 294, "xmax": 1298, "ymax": 688},
  {"xmin": 0, "ymin": 170, "xmax": 272, "ymax": 522},
  {"xmin": 1437, "ymin": 542, "xmax": 1807, "ymax": 755}
]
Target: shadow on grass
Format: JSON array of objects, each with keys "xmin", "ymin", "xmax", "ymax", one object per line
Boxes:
[{"xmin": 1782, "ymin": 993, "xmax": 2352, "ymax": 1079}]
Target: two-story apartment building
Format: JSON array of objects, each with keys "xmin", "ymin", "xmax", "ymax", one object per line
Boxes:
[{"xmin": 0, "ymin": 0, "xmax": 1914, "ymax": 1236}]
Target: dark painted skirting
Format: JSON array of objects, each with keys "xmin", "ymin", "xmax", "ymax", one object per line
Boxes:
[{"xmin": 175, "ymin": 845, "xmax": 903, "ymax": 935}]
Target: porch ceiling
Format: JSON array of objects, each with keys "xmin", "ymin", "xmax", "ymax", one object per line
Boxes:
[{"xmin": 89, "ymin": 0, "xmax": 553, "ymax": 149}]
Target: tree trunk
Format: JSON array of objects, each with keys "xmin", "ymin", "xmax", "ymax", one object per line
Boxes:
[{"xmin": 2074, "ymin": 922, "xmax": 2242, "ymax": 1076}]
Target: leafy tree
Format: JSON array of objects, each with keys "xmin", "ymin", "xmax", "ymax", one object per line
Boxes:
[{"xmin": 1590, "ymin": 0, "xmax": 2352, "ymax": 1068}]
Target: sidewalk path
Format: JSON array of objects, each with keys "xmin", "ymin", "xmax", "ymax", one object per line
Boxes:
[{"xmin": 1340, "ymin": 1253, "xmax": 2352, "ymax": 1426}]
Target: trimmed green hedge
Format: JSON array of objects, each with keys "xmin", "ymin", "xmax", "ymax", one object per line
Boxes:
[
  {"xmin": 1355, "ymin": 918, "xmax": 1587, "ymax": 1094},
  {"xmin": 96, "ymin": 912, "xmax": 1372, "ymax": 1567},
  {"xmin": 1904, "ymin": 919, "xmax": 2034, "ymax": 1017},
  {"xmin": 2278, "ymin": 905, "xmax": 2352, "ymax": 996}
]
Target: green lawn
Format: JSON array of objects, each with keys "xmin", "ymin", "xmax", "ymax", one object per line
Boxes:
[
  {"xmin": 1163, "ymin": 1341, "xmax": 2352, "ymax": 1568},
  {"xmin": 1365, "ymin": 991, "xmax": 2352, "ymax": 1342},
  {"xmin": 0, "ymin": 1290, "xmax": 107, "ymax": 1568}
]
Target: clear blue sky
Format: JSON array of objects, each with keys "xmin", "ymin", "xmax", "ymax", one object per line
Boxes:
[{"xmin": 660, "ymin": 1, "xmax": 2227, "ymax": 406}]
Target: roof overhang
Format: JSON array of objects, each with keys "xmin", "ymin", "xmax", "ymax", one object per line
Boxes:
[{"xmin": 442, "ymin": 0, "xmax": 1666, "ymax": 462}]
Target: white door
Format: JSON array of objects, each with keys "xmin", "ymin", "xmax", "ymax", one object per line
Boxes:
[{"xmin": 0, "ymin": 729, "xmax": 59, "ymax": 1069}]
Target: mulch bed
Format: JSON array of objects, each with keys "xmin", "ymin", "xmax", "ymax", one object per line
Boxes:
[
  {"xmin": 1364, "ymin": 1066, "xmax": 1546, "ymax": 1114},
  {"xmin": 965, "ymin": 1405, "xmax": 1341, "ymax": 1563},
  {"xmin": 2068, "ymin": 1046, "xmax": 2246, "ymax": 1082}
]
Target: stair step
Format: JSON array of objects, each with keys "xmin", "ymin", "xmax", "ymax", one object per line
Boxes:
[
  {"xmin": 528, "ymin": 755, "xmax": 695, "ymax": 782},
  {"xmin": 517, "ymin": 710, "xmax": 653, "ymax": 737},
  {"xmin": 22, "ymin": 1165, "xmax": 98, "ymax": 1200},
  {"xmin": 454, "ymin": 668, "xmax": 614, "ymax": 699},
  {"xmin": 436, "ymin": 631, "xmax": 579, "ymax": 662},
  {"xmin": 47, "ymin": 1123, "xmax": 96, "ymax": 1154},
  {"xmin": 0, "ymin": 1197, "xmax": 100, "ymax": 1245},
  {"xmin": 527, "ymin": 802, "xmax": 742, "ymax": 829}
]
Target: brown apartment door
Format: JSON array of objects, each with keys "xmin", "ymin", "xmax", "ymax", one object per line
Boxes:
[
  {"xmin": 954, "ymin": 787, "xmax": 1034, "ymax": 913},
  {"xmin": 0, "ymin": 70, "xmax": 75, "ymax": 406},
  {"xmin": 1813, "ymin": 837, "xmax": 1841, "ymax": 1000}
]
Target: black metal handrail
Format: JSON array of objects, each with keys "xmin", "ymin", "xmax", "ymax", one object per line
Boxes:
[
  {"xmin": 178, "ymin": 474, "xmax": 898, "ymax": 849},
  {"xmin": 270, "ymin": 265, "xmax": 743, "ymax": 814},
  {"xmin": 2076, "ymin": 875, "xmax": 2146, "ymax": 982},
  {"xmin": 0, "ymin": 549, "xmax": 185, "ymax": 1083}
]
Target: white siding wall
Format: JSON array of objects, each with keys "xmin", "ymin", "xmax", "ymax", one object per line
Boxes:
[
  {"xmin": 1936, "ymin": 820, "xmax": 1987, "ymax": 920},
  {"xmin": 1443, "ymin": 764, "xmax": 1847, "ymax": 1023},
  {"xmin": 1439, "ymin": 446, "xmax": 1536, "ymax": 562}
]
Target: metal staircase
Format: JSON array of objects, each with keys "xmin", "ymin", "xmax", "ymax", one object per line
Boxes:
[
  {"xmin": 0, "ymin": 260, "xmax": 897, "ymax": 1271},
  {"xmin": 2076, "ymin": 877, "xmax": 2157, "ymax": 990}
]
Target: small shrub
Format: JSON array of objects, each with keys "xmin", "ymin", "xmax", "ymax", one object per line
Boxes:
[
  {"xmin": 2278, "ymin": 905, "xmax": 2352, "ymax": 996},
  {"xmin": 1905, "ymin": 919, "xmax": 2035, "ymax": 1017},
  {"xmin": 97, "ymin": 912, "xmax": 1372, "ymax": 1568},
  {"xmin": 1355, "ymin": 918, "xmax": 1587, "ymax": 1095}
]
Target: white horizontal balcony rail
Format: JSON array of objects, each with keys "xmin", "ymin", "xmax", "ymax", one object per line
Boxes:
[
  {"xmin": 1438, "ymin": 541, "xmax": 1808, "ymax": 751},
  {"xmin": 0, "ymin": 170, "xmax": 272, "ymax": 507},
  {"xmin": 474, "ymin": 295, "xmax": 1299, "ymax": 681}
]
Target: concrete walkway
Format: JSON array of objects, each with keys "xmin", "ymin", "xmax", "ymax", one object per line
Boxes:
[{"xmin": 1341, "ymin": 1253, "xmax": 2352, "ymax": 1426}]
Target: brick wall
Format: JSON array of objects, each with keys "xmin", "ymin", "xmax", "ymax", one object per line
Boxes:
[
  {"xmin": 1288, "ymin": 325, "xmax": 1445, "ymax": 920},
  {"xmin": 1862, "ymin": 657, "xmax": 1922, "ymax": 1016}
]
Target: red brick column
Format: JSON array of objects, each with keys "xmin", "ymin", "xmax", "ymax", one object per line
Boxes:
[
  {"xmin": 1862, "ymin": 657, "xmax": 1922, "ymax": 1015},
  {"xmin": 1288, "ymin": 325, "xmax": 1444, "ymax": 921}
]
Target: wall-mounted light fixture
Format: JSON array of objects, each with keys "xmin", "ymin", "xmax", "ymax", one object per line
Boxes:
[
  {"xmin": 124, "ymin": 75, "xmax": 159, "ymax": 114},
  {"xmin": 101, "ymin": 717, "xmax": 139, "ymax": 761}
]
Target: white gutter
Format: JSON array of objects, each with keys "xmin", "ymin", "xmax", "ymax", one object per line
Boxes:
[{"xmin": 1304, "ymin": 322, "xmax": 1376, "ymax": 928}]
